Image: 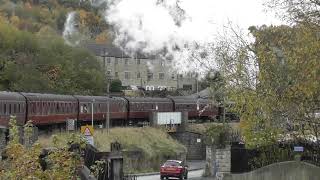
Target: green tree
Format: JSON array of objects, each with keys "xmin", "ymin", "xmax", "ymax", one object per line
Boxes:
[
  {"xmin": 0, "ymin": 19, "xmax": 106, "ymax": 95},
  {"xmin": 213, "ymin": 24, "xmax": 320, "ymax": 147},
  {"xmin": 110, "ymin": 79, "xmax": 122, "ymax": 92}
]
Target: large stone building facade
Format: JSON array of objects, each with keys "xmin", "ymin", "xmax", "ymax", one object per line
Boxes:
[{"xmin": 85, "ymin": 43, "xmax": 198, "ymax": 91}]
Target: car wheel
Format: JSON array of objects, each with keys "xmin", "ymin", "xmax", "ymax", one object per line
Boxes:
[{"xmin": 160, "ymin": 175, "xmax": 164, "ymax": 180}]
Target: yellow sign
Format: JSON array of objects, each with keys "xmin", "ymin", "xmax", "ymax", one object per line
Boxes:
[{"xmin": 81, "ymin": 125, "xmax": 94, "ymax": 136}]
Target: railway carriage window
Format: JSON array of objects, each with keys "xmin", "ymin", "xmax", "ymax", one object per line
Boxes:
[
  {"xmin": 4, "ymin": 104, "xmax": 7, "ymax": 115},
  {"xmin": 48, "ymin": 102, "xmax": 51, "ymax": 114},
  {"xmin": 13, "ymin": 104, "xmax": 17, "ymax": 114},
  {"xmin": 65, "ymin": 103, "xmax": 67, "ymax": 113},
  {"xmin": 83, "ymin": 104, "xmax": 88, "ymax": 113},
  {"xmin": 57, "ymin": 103, "xmax": 60, "ymax": 114},
  {"xmin": 9, "ymin": 104, "xmax": 12, "ymax": 114},
  {"xmin": 60, "ymin": 103, "xmax": 63, "ymax": 113}
]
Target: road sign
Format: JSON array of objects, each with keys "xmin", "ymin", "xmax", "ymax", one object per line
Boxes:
[
  {"xmin": 85, "ymin": 136, "xmax": 94, "ymax": 146},
  {"xmin": 81, "ymin": 125, "xmax": 94, "ymax": 136},
  {"xmin": 81, "ymin": 125, "xmax": 94, "ymax": 146},
  {"xmin": 294, "ymin": 146, "xmax": 304, "ymax": 152}
]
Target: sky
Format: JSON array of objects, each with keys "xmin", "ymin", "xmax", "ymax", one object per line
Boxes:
[{"xmin": 101, "ymin": 0, "xmax": 283, "ymax": 74}]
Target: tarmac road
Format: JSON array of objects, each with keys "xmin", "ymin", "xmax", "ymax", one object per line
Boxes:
[{"xmin": 137, "ymin": 169, "xmax": 205, "ymax": 180}]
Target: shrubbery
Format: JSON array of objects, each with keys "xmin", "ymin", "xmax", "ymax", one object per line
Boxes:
[{"xmin": 0, "ymin": 116, "xmax": 85, "ymax": 179}]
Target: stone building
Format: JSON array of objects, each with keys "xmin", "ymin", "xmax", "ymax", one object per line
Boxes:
[{"xmin": 85, "ymin": 43, "xmax": 198, "ymax": 91}]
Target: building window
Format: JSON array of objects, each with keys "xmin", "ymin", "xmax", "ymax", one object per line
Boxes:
[
  {"xmin": 159, "ymin": 73, "xmax": 164, "ymax": 80},
  {"xmin": 107, "ymin": 57, "xmax": 111, "ymax": 64},
  {"xmin": 171, "ymin": 74, "xmax": 175, "ymax": 79},
  {"xmin": 180, "ymin": 74, "xmax": 183, "ymax": 78},
  {"xmin": 137, "ymin": 72, "xmax": 141, "ymax": 79},
  {"xmin": 147, "ymin": 73, "xmax": 153, "ymax": 80},
  {"xmin": 115, "ymin": 72, "xmax": 119, "ymax": 78},
  {"xmin": 183, "ymin": 84, "xmax": 192, "ymax": 90},
  {"xmin": 125, "ymin": 72, "xmax": 130, "ymax": 79},
  {"xmin": 107, "ymin": 70, "xmax": 111, "ymax": 75},
  {"xmin": 137, "ymin": 59, "xmax": 140, "ymax": 64},
  {"xmin": 115, "ymin": 58, "xmax": 118, "ymax": 65},
  {"xmin": 125, "ymin": 59, "xmax": 129, "ymax": 65}
]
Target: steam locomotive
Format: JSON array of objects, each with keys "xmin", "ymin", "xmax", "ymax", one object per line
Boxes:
[{"xmin": 0, "ymin": 91, "xmax": 222, "ymax": 129}]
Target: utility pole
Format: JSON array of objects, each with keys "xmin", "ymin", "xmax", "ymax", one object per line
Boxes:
[
  {"xmin": 91, "ymin": 99, "xmax": 95, "ymax": 128},
  {"xmin": 223, "ymin": 97, "xmax": 226, "ymax": 125},
  {"xmin": 106, "ymin": 99, "xmax": 110, "ymax": 134}
]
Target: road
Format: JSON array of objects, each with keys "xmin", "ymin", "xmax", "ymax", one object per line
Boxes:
[{"xmin": 137, "ymin": 169, "xmax": 204, "ymax": 180}]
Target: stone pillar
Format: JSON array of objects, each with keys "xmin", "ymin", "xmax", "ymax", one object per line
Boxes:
[
  {"xmin": 204, "ymin": 145, "xmax": 231, "ymax": 178},
  {"xmin": 215, "ymin": 145, "xmax": 231, "ymax": 174},
  {"xmin": 0, "ymin": 129, "xmax": 6, "ymax": 151},
  {"xmin": 204, "ymin": 146, "xmax": 214, "ymax": 176},
  {"xmin": 149, "ymin": 112, "xmax": 158, "ymax": 127},
  {"xmin": 178, "ymin": 111, "xmax": 188, "ymax": 132}
]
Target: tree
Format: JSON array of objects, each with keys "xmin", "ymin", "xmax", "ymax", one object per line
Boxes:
[
  {"xmin": 267, "ymin": 0, "xmax": 320, "ymax": 26},
  {"xmin": 212, "ymin": 24, "xmax": 320, "ymax": 147},
  {"xmin": 0, "ymin": 20, "xmax": 106, "ymax": 95},
  {"xmin": 110, "ymin": 79, "xmax": 122, "ymax": 92}
]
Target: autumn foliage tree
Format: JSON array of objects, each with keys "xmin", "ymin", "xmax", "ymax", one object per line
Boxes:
[{"xmin": 0, "ymin": 116, "xmax": 85, "ymax": 179}]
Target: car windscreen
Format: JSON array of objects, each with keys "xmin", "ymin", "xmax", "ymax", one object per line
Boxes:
[{"xmin": 164, "ymin": 161, "xmax": 181, "ymax": 167}]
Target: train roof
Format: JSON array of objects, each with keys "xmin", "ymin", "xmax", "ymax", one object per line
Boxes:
[
  {"xmin": 21, "ymin": 92, "xmax": 77, "ymax": 102},
  {"xmin": 125, "ymin": 97, "xmax": 172, "ymax": 103},
  {"xmin": 74, "ymin": 95, "xmax": 126, "ymax": 102},
  {"xmin": 0, "ymin": 91, "xmax": 25, "ymax": 101},
  {"xmin": 169, "ymin": 96, "xmax": 210, "ymax": 104}
]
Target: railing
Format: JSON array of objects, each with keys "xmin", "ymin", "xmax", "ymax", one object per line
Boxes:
[{"xmin": 123, "ymin": 175, "xmax": 137, "ymax": 180}]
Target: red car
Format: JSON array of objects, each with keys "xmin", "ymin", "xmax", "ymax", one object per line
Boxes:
[{"xmin": 160, "ymin": 160, "xmax": 188, "ymax": 179}]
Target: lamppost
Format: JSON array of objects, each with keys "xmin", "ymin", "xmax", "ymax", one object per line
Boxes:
[
  {"xmin": 106, "ymin": 99, "xmax": 110, "ymax": 134},
  {"xmin": 91, "ymin": 99, "xmax": 95, "ymax": 128}
]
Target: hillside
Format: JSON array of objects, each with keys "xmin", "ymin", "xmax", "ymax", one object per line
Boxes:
[
  {"xmin": 0, "ymin": 18, "xmax": 107, "ymax": 95},
  {"xmin": 0, "ymin": 0, "xmax": 109, "ymax": 44}
]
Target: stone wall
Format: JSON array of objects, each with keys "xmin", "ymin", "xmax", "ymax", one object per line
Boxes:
[
  {"xmin": 204, "ymin": 145, "xmax": 231, "ymax": 177},
  {"xmin": 223, "ymin": 161, "xmax": 320, "ymax": 180},
  {"xmin": 170, "ymin": 131, "xmax": 206, "ymax": 160}
]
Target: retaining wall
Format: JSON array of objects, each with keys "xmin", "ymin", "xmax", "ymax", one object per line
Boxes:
[{"xmin": 223, "ymin": 161, "xmax": 320, "ymax": 180}]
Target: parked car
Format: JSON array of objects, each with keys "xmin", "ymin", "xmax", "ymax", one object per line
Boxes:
[{"xmin": 160, "ymin": 160, "xmax": 188, "ymax": 179}]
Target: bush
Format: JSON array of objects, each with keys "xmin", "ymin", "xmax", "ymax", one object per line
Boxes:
[
  {"xmin": 0, "ymin": 116, "xmax": 85, "ymax": 179},
  {"xmin": 205, "ymin": 124, "xmax": 231, "ymax": 148}
]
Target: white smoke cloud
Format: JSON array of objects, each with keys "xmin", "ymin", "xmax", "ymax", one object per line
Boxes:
[
  {"xmin": 63, "ymin": 11, "xmax": 80, "ymax": 46},
  {"xmin": 102, "ymin": 0, "xmax": 280, "ymax": 75}
]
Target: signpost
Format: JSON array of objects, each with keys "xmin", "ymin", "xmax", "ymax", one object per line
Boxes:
[
  {"xmin": 293, "ymin": 146, "xmax": 304, "ymax": 161},
  {"xmin": 81, "ymin": 125, "xmax": 94, "ymax": 146},
  {"xmin": 294, "ymin": 146, "xmax": 304, "ymax": 152}
]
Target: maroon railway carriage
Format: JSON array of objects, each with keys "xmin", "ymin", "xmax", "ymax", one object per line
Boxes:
[
  {"xmin": 74, "ymin": 96, "xmax": 127, "ymax": 126},
  {"xmin": 170, "ymin": 97, "xmax": 218, "ymax": 119},
  {"xmin": 197, "ymin": 99, "xmax": 219, "ymax": 119},
  {"xmin": 0, "ymin": 92, "xmax": 26, "ymax": 128},
  {"xmin": 21, "ymin": 93, "xmax": 78, "ymax": 125},
  {"xmin": 126, "ymin": 97, "xmax": 174, "ymax": 121}
]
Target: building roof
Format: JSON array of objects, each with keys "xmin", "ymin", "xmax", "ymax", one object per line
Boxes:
[{"xmin": 84, "ymin": 43, "xmax": 155, "ymax": 59}]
